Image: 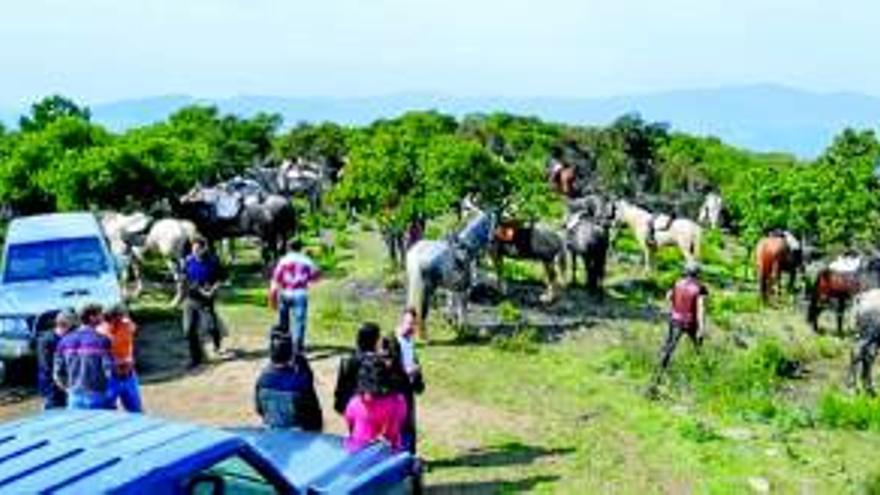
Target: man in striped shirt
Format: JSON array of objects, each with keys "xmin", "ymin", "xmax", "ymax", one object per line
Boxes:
[{"xmin": 269, "ymin": 240, "xmax": 321, "ymax": 350}]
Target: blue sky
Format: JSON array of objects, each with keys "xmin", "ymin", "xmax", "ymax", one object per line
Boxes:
[{"xmin": 1, "ymin": 0, "xmax": 878, "ymax": 106}]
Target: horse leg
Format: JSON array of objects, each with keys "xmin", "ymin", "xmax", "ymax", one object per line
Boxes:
[
  {"xmin": 493, "ymin": 252, "xmax": 507, "ymax": 295},
  {"xmin": 836, "ymin": 297, "xmax": 847, "ymax": 337},
  {"xmin": 569, "ymin": 250, "xmax": 578, "ymax": 287},
  {"xmin": 540, "ymin": 261, "xmax": 558, "ymax": 304}
]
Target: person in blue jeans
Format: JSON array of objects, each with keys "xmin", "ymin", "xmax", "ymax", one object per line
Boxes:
[
  {"xmin": 269, "ymin": 240, "xmax": 320, "ymax": 350},
  {"xmin": 54, "ymin": 304, "xmax": 114, "ymax": 410}
]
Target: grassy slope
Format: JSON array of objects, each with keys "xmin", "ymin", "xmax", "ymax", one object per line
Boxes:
[{"xmin": 278, "ymin": 226, "xmax": 880, "ymax": 494}]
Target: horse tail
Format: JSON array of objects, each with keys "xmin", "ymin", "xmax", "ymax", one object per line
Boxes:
[
  {"xmin": 690, "ymin": 225, "xmax": 702, "ymax": 260},
  {"xmin": 405, "ymin": 248, "xmax": 427, "ymax": 330},
  {"xmin": 807, "ymin": 269, "xmax": 825, "ymax": 327}
]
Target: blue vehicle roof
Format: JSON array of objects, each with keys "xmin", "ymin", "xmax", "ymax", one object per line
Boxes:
[
  {"xmin": 6, "ymin": 213, "xmax": 104, "ymax": 244},
  {"xmin": 0, "ymin": 411, "xmax": 415, "ymax": 494}
]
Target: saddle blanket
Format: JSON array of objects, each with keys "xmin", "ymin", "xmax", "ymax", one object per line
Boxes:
[
  {"xmin": 651, "ymin": 214, "xmax": 673, "ymax": 232},
  {"xmin": 830, "ymin": 255, "xmax": 861, "ymax": 273}
]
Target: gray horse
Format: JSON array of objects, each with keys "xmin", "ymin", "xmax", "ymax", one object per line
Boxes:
[
  {"xmin": 173, "ymin": 187, "xmax": 297, "ymax": 266},
  {"xmin": 406, "ymin": 209, "xmax": 496, "ymax": 339},
  {"xmin": 566, "ymin": 207, "xmax": 612, "ymax": 295},
  {"xmin": 849, "ymin": 288, "xmax": 880, "ymax": 395},
  {"xmin": 490, "ymin": 220, "xmax": 568, "ymax": 304}
]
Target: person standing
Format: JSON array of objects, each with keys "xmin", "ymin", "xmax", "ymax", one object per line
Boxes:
[
  {"xmin": 334, "ymin": 323, "xmax": 381, "ymax": 415},
  {"xmin": 180, "ymin": 237, "xmax": 227, "ymax": 367},
  {"xmin": 100, "ymin": 304, "xmax": 143, "ymax": 413},
  {"xmin": 54, "ymin": 304, "xmax": 114, "ymax": 410},
  {"xmin": 390, "ymin": 308, "xmax": 425, "ymax": 454},
  {"xmin": 268, "ymin": 239, "xmax": 320, "ymax": 350},
  {"xmin": 254, "ymin": 329, "xmax": 323, "ymax": 431},
  {"xmin": 36, "ymin": 309, "xmax": 77, "ymax": 409},
  {"xmin": 651, "ymin": 261, "xmax": 708, "ymax": 389}
]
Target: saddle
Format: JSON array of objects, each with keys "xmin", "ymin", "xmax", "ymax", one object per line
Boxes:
[
  {"xmin": 651, "ymin": 214, "xmax": 673, "ymax": 232},
  {"xmin": 830, "ymin": 255, "xmax": 862, "ymax": 274}
]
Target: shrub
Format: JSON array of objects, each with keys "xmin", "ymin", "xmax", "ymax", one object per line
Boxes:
[
  {"xmin": 491, "ymin": 327, "xmax": 541, "ymax": 354},
  {"xmin": 817, "ymin": 391, "xmax": 880, "ymax": 431}
]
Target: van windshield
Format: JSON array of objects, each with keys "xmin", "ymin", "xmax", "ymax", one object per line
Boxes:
[{"xmin": 4, "ymin": 237, "xmax": 109, "ymax": 283}]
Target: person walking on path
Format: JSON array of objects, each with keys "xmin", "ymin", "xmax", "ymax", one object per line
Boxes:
[
  {"xmin": 37, "ymin": 309, "xmax": 77, "ymax": 409},
  {"xmin": 54, "ymin": 304, "xmax": 114, "ymax": 410},
  {"xmin": 268, "ymin": 239, "xmax": 320, "ymax": 350},
  {"xmin": 255, "ymin": 329, "xmax": 323, "ymax": 430},
  {"xmin": 180, "ymin": 237, "xmax": 227, "ymax": 367},
  {"xmin": 650, "ymin": 261, "xmax": 709, "ymax": 391},
  {"xmin": 100, "ymin": 304, "xmax": 143, "ymax": 412}
]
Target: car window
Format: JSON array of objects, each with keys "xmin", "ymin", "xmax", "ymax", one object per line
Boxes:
[
  {"xmin": 185, "ymin": 455, "xmax": 279, "ymax": 495},
  {"xmin": 4, "ymin": 237, "xmax": 109, "ymax": 282}
]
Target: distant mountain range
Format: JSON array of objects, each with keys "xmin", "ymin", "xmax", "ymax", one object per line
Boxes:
[{"xmin": 2, "ymin": 84, "xmax": 879, "ymax": 158}]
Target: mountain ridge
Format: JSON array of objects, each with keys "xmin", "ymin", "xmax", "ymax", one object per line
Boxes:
[{"xmin": 3, "ymin": 84, "xmax": 879, "ymax": 158}]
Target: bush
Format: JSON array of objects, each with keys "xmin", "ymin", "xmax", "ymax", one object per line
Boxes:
[
  {"xmin": 497, "ymin": 300, "xmax": 522, "ymax": 325},
  {"xmin": 491, "ymin": 327, "xmax": 541, "ymax": 354},
  {"xmin": 817, "ymin": 391, "xmax": 880, "ymax": 431}
]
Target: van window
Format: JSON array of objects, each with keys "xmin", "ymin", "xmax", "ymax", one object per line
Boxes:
[
  {"xmin": 184, "ymin": 455, "xmax": 279, "ymax": 495},
  {"xmin": 4, "ymin": 237, "xmax": 109, "ymax": 283}
]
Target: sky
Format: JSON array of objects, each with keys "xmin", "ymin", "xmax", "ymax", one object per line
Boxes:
[{"xmin": 1, "ymin": 0, "xmax": 879, "ymax": 107}]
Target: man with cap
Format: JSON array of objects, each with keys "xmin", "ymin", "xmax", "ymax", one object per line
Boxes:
[
  {"xmin": 651, "ymin": 261, "xmax": 709, "ymax": 389},
  {"xmin": 36, "ymin": 309, "xmax": 77, "ymax": 409}
]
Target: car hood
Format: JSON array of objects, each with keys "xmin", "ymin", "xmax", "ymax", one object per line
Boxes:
[
  {"xmin": 231, "ymin": 428, "xmax": 415, "ymax": 494},
  {"xmin": 0, "ymin": 274, "xmax": 121, "ymax": 318}
]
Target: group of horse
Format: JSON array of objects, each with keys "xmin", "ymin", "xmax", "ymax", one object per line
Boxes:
[
  {"xmin": 403, "ymin": 164, "xmax": 716, "ymax": 336},
  {"xmin": 100, "ymin": 158, "xmax": 332, "ymax": 297},
  {"xmin": 755, "ymin": 231, "xmax": 880, "ymax": 336}
]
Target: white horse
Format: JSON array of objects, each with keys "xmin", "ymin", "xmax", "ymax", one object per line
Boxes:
[
  {"xmin": 697, "ymin": 192, "xmax": 724, "ymax": 229},
  {"xmin": 406, "ymin": 208, "xmax": 496, "ymax": 339},
  {"xmin": 614, "ymin": 199, "xmax": 702, "ymax": 271},
  {"xmin": 101, "ymin": 212, "xmax": 199, "ymax": 298}
]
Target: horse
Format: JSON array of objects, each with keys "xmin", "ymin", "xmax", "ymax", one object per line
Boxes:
[
  {"xmin": 848, "ymin": 288, "xmax": 880, "ymax": 395},
  {"xmin": 405, "ymin": 209, "xmax": 496, "ymax": 339},
  {"xmin": 613, "ymin": 199, "xmax": 702, "ymax": 271},
  {"xmin": 565, "ymin": 206, "xmax": 612, "ymax": 295},
  {"xmin": 277, "ymin": 159, "xmax": 326, "ymax": 211},
  {"xmin": 101, "ymin": 213, "xmax": 199, "ymax": 298},
  {"xmin": 172, "ymin": 188, "xmax": 297, "ymax": 267},
  {"xmin": 697, "ymin": 192, "xmax": 725, "ymax": 229},
  {"xmin": 755, "ymin": 231, "xmax": 803, "ymax": 303},
  {"xmin": 491, "ymin": 220, "xmax": 568, "ymax": 303},
  {"xmin": 807, "ymin": 253, "xmax": 880, "ymax": 335}
]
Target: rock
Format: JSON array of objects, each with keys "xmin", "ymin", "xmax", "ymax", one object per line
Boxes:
[
  {"xmin": 748, "ymin": 477, "xmax": 770, "ymax": 493},
  {"xmin": 720, "ymin": 427, "xmax": 753, "ymax": 442}
]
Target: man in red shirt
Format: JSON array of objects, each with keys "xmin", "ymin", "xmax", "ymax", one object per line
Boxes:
[
  {"xmin": 651, "ymin": 261, "xmax": 708, "ymax": 389},
  {"xmin": 269, "ymin": 239, "xmax": 321, "ymax": 350}
]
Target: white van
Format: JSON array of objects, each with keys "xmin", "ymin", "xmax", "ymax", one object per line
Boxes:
[{"xmin": 0, "ymin": 213, "xmax": 123, "ymax": 379}]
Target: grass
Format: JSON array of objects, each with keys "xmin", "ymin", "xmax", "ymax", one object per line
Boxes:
[
  {"xmin": 8, "ymin": 220, "xmax": 878, "ymax": 493},
  {"xmin": 268, "ymin": 225, "xmax": 880, "ymax": 493}
]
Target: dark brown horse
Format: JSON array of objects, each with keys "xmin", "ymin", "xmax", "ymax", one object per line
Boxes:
[
  {"xmin": 807, "ymin": 255, "xmax": 880, "ymax": 335},
  {"xmin": 755, "ymin": 231, "xmax": 803, "ymax": 303}
]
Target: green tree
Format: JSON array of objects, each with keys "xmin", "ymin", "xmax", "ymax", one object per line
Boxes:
[{"xmin": 19, "ymin": 95, "xmax": 91, "ymax": 132}]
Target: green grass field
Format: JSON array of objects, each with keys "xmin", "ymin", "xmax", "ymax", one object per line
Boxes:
[{"xmin": 5, "ymin": 222, "xmax": 880, "ymax": 494}]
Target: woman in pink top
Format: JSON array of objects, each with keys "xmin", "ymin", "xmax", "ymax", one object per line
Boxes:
[{"xmin": 343, "ymin": 335, "xmax": 408, "ymax": 452}]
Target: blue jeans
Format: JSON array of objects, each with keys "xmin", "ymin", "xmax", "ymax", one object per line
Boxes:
[
  {"xmin": 279, "ymin": 292, "xmax": 308, "ymax": 350},
  {"xmin": 67, "ymin": 390, "xmax": 112, "ymax": 410},
  {"xmin": 108, "ymin": 373, "xmax": 143, "ymax": 413}
]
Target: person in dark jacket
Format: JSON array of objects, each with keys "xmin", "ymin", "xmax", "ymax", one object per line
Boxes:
[
  {"xmin": 255, "ymin": 329, "xmax": 323, "ymax": 431},
  {"xmin": 54, "ymin": 304, "xmax": 114, "ymax": 410},
  {"xmin": 180, "ymin": 237, "xmax": 227, "ymax": 367},
  {"xmin": 333, "ymin": 322, "xmax": 381, "ymax": 415},
  {"xmin": 37, "ymin": 309, "xmax": 77, "ymax": 409},
  {"xmin": 650, "ymin": 261, "xmax": 708, "ymax": 390}
]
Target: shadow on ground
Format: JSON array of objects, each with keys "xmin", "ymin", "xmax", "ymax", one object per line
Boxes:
[
  {"xmin": 430, "ymin": 442, "xmax": 575, "ymax": 470},
  {"xmin": 425, "ymin": 475, "xmax": 560, "ymax": 494}
]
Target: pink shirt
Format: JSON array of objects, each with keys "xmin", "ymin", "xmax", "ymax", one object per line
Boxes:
[
  {"xmin": 270, "ymin": 252, "xmax": 320, "ymax": 299},
  {"xmin": 344, "ymin": 393, "xmax": 408, "ymax": 452}
]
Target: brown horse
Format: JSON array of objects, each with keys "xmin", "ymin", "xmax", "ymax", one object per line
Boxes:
[
  {"xmin": 755, "ymin": 232, "xmax": 803, "ymax": 303},
  {"xmin": 807, "ymin": 255, "xmax": 880, "ymax": 335},
  {"xmin": 549, "ymin": 161, "xmax": 578, "ymax": 198}
]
